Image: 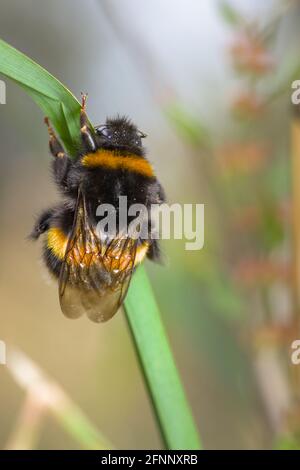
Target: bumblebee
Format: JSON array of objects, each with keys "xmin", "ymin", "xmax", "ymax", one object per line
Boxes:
[{"xmin": 30, "ymin": 94, "xmax": 165, "ymax": 322}]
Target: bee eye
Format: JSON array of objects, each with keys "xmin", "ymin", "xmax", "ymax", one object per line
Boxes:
[
  {"xmin": 135, "ymin": 136, "xmax": 142, "ymax": 146},
  {"xmin": 95, "ymin": 125, "xmax": 112, "ymax": 139},
  {"xmin": 101, "ymin": 127, "xmax": 112, "ymax": 138}
]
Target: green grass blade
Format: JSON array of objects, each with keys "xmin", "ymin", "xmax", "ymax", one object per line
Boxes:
[
  {"xmin": 125, "ymin": 266, "xmax": 201, "ymax": 450},
  {"xmin": 0, "ymin": 38, "xmax": 81, "ymax": 155},
  {"xmin": 0, "ymin": 37, "xmax": 202, "ymax": 450}
]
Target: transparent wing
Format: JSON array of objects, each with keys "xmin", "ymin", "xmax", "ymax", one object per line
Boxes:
[{"xmin": 58, "ymin": 188, "xmax": 138, "ymax": 322}]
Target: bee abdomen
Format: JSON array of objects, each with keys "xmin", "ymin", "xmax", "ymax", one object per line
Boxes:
[
  {"xmin": 43, "ymin": 226, "xmax": 68, "ymax": 278},
  {"xmin": 43, "ymin": 244, "xmax": 63, "ymax": 278}
]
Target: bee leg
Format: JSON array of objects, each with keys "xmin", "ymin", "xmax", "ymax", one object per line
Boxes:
[
  {"xmin": 29, "ymin": 208, "xmax": 55, "ymax": 240},
  {"xmin": 44, "ymin": 117, "xmax": 67, "ymax": 159},
  {"xmin": 44, "ymin": 117, "xmax": 71, "ymax": 188},
  {"xmin": 146, "ymin": 239, "xmax": 162, "ymax": 263},
  {"xmin": 80, "ymin": 93, "xmax": 97, "ymax": 152},
  {"xmin": 145, "ymin": 181, "xmax": 166, "ymax": 263}
]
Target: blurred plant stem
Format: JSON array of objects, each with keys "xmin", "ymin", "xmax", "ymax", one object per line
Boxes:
[
  {"xmin": 5, "ymin": 391, "xmax": 45, "ymax": 450},
  {"xmin": 291, "ymin": 110, "xmax": 300, "ymax": 316},
  {"xmin": 7, "ymin": 349, "xmax": 113, "ymax": 450},
  {"xmin": 225, "ymin": 0, "xmax": 299, "ymax": 440},
  {"xmin": 290, "ymin": 109, "xmax": 300, "ymax": 399}
]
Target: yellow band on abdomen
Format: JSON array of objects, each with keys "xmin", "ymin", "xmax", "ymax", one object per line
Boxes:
[
  {"xmin": 47, "ymin": 227, "xmax": 68, "ymax": 260},
  {"xmin": 47, "ymin": 226, "xmax": 149, "ymax": 266}
]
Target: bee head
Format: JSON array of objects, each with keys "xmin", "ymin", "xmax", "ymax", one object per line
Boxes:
[{"xmin": 94, "ymin": 116, "xmax": 147, "ymax": 155}]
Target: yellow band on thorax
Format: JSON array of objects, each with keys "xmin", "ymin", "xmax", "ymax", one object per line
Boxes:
[{"xmin": 81, "ymin": 149, "xmax": 154, "ymax": 178}]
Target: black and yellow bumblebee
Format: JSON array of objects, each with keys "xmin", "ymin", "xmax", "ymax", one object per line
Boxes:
[{"xmin": 30, "ymin": 94, "xmax": 165, "ymax": 322}]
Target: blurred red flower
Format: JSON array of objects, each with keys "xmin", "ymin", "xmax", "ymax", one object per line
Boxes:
[
  {"xmin": 229, "ymin": 32, "xmax": 274, "ymax": 76},
  {"xmin": 233, "ymin": 259, "xmax": 291, "ymax": 286},
  {"xmin": 231, "ymin": 90, "xmax": 265, "ymax": 118},
  {"xmin": 216, "ymin": 141, "xmax": 269, "ymax": 174}
]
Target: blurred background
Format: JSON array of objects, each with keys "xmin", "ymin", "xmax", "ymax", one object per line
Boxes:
[{"xmin": 0, "ymin": 0, "xmax": 300, "ymax": 450}]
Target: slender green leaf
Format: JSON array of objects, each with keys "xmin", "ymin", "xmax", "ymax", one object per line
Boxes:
[
  {"xmin": 125, "ymin": 266, "xmax": 201, "ymax": 450},
  {"xmin": 0, "ymin": 37, "xmax": 202, "ymax": 450},
  {"xmin": 0, "ymin": 39, "xmax": 81, "ymax": 155}
]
